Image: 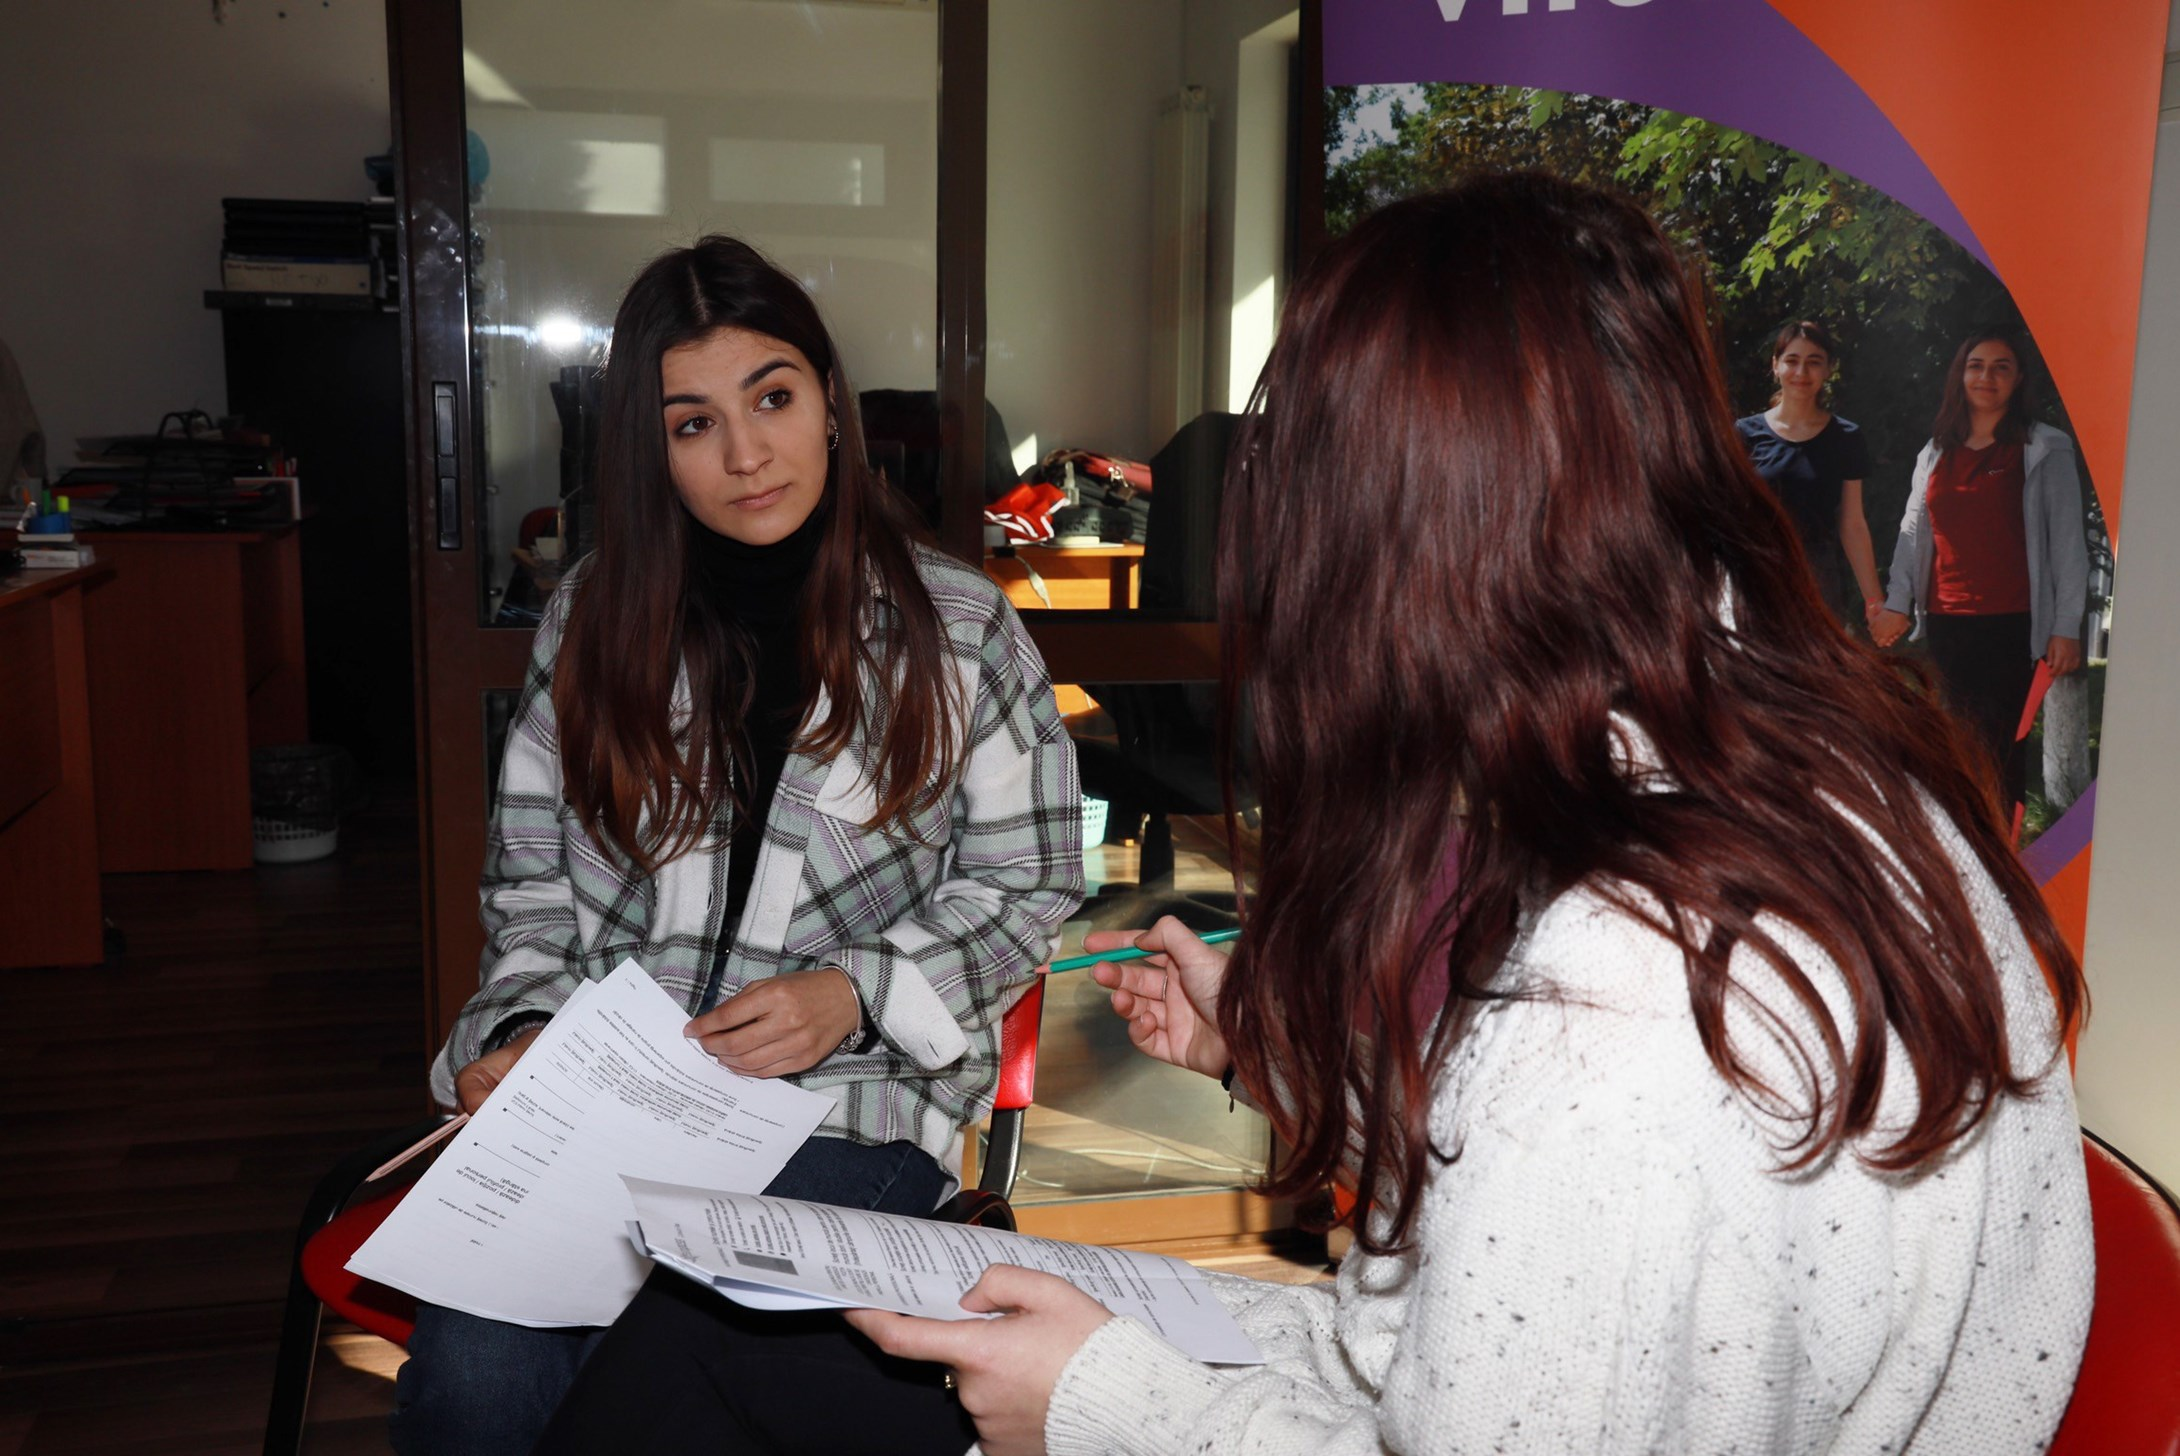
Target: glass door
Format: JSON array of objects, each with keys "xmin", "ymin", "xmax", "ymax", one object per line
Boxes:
[
  {"xmin": 974, "ymin": 0, "xmax": 1321, "ymax": 1242},
  {"xmin": 389, "ymin": 0, "xmax": 950, "ymax": 1053},
  {"xmin": 390, "ymin": 0, "xmax": 1322, "ymax": 1245}
]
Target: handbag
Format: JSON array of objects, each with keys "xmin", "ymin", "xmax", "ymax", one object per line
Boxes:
[{"xmin": 1032, "ymin": 448, "xmax": 1154, "ymax": 545}]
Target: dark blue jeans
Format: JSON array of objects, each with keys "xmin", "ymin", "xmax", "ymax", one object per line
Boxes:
[{"xmin": 388, "ymin": 1136, "xmax": 949, "ymax": 1456}]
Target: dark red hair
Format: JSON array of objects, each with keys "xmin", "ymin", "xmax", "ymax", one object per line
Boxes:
[
  {"xmin": 1217, "ymin": 175, "xmax": 2084, "ymax": 1256},
  {"xmin": 554, "ymin": 237, "xmax": 958, "ymax": 872}
]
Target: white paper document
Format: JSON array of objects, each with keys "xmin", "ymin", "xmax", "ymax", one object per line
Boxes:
[
  {"xmin": 348, "ymin": 961, "xmax": 834, "ymax": 1327},
  {"xmin": 624, "ymin": 1177, "xmax": 1265, "ymax": 1366}
]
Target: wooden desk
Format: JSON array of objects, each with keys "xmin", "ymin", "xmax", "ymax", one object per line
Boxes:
[
  {"xmin": 81, "ymin": 528, "xmax": 309, "ymax": 871},
  {"xmin": 983, "ymin": 543, "xmax": 1143, "ymax": 612},
  {"xmin": 0, "ymin": 564, "xmax": 113, "ymax": 965}
]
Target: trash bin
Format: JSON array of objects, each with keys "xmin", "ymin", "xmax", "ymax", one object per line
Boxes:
[{"xmin": 250, "ymin": 744, "xmax": 350, "ymax": 863}]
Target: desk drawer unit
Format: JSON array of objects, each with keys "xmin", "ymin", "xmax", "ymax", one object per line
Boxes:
[{"xmin": 0, "ymin": 595, "xmax": 61, "ymax": 828}]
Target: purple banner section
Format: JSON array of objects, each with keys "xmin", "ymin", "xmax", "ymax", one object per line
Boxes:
[
  {"xmin": 1324, "ymin": 0, "xmax": 1989, "ymax": 270},
  {"xmin": 2022, "ymin": 781, "xmax": 2097, "ymax": 888}
]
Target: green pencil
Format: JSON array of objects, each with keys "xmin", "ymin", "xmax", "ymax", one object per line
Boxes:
[{"xmin": 1047, "ymin": 927, "xmax": 1239, "ymax": 973}]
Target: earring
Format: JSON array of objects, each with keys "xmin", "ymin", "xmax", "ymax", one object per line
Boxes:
[{"xmin": 827, "ymin": 423, "xmax": 840, "ymax": 452}]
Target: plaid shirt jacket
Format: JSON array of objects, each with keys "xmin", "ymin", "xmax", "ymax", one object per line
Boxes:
[{"xmin": 431, "ymin": 546, "xmax": 1085, "ymax": 1169}]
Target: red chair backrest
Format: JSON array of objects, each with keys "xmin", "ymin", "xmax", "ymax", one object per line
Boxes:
[
  {"xmin": 300, "ymin": 1186, "xmax": 420, "ymax": 1347},
  {"xmin": 2049, "ymin": 1132, "xmax": 2180, "ymax": 1454},
  {"xmin": 515, "ymin": 505, "xmax": 559, "ymax": 548},
  {"xmin": 995, "ymin": 977, "xmax": 1045, "ymax": 1112}
]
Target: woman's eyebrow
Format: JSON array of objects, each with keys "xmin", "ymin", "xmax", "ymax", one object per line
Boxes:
[
  {"xmin": 739, "ymin": 358, "xmax": 796, "ymax": 390},
  {"xmin": 661, "ymin": 359, "xmax": 798, "ymax": 409}
]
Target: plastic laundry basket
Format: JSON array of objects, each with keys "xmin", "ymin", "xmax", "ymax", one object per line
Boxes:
[{"xmin": 250, "ymin": 745, "xmax": 349, "ymax": 864}]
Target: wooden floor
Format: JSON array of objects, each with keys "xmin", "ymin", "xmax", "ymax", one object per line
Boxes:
[{"xmin": 0, "ymin": 797, "xmax": 428, "ymax": 1455}]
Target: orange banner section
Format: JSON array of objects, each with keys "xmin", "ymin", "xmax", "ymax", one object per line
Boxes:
[{"xmin": 1767, "ymin": 1, "xmax": 2168, "ymax": 541}]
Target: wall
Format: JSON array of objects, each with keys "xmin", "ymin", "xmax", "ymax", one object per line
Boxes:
[
  {"xmin": 1226, "ymin": 10, "xmax": 1301, "ymax": 412},
  {"xmin": 2077, "ymin": 0, "xmax": 2180, "ymax": 1187},
  {"xmin": 984, "ymin": 0, "xmax": 1296, "ymax": 469},
  {"xmin": 0, "ymin": 1, "xmax": 391, "ymax": 466},
  {"xmin": 1186, "ymin": 0, "xmax": 1305, "ymax": 422},
  {"xmin": 986, "ymin": 0, "xmax": 1184, "ymax": 467}
]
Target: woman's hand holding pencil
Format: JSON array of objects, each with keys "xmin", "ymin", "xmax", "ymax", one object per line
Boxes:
[{"xmin": 1080, "ymin": 917, "xmax": 1235, "ymax": 1081}]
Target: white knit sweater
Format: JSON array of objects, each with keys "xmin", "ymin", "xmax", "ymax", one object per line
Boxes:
[{"xmin": 1044, "ymin": 808, "xmax": 2092, "ymax": 1455}]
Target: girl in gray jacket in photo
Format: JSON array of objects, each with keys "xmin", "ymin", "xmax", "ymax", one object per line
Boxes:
[{"xmin": 1871, "ymin": 329, "xmax": 2091, "ymax": 817}]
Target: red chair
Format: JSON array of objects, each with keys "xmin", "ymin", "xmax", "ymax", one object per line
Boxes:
[
  {"xmin": 260, "ymin": 977, "xmax": 1048, "ymax": 1455},
  {"xmin": 2049, "ymin": 1129, "xmax": 2180, "ymax": 1454},
  {"xmin": 1318, "ymin": 1129, "xmax": 2179, "ymax": 1452}
]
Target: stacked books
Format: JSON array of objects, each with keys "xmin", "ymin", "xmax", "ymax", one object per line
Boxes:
[
  {"xmin": 17, "ymin": 512, "xmax": 92, "ymax": 570},
  {"xmin": 220, "ymin": 198, "xmax": 396, "ymax": 301}
]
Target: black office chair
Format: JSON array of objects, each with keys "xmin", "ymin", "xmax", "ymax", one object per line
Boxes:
[
  {"xmin": 1076, "ymin": 412, "xmax": 1249, "ymax": 895},
  {"xmin": 857, "ymin": 389, "xmax": 1019, "ymax": 531}
]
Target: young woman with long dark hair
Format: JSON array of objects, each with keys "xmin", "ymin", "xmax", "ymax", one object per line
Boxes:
[
  {"xmin": 536, "ymin": 177, "xmax": 2092, "ymax": 1455},
  {"xmin": 389, "ymin": 237, "xmax": 1084, "ymax": 1456},
  {"xmin": 1871, "ymin": 330, "xmax": 2090, "ymax": 816},
  {"xmin": 1735, "ymin": 319, "xmax": 1885, "ymax": 633}
]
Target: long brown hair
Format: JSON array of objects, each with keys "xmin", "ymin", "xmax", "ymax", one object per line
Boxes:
[
  {"xmin": 1931, "ymin": 327, "xmax": 2039, "ymax": 451},
  {"xmin": 554, "ymin": 237, "xmax": 959, "ymax": 872},
  {"xmin": 1217, "ymin": 176, "xmax": 2084, "ymax": 1256}
]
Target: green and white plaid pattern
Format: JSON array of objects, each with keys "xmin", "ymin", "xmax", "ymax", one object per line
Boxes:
[{"xmin": 432, "ymin": 546, "xmax": 1084, "ymax": 1166}]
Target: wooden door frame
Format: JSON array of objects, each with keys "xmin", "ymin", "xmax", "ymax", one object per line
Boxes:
[{"xmin": 388, "ymin": 0, "xmax": 521, "ymax": 1064}]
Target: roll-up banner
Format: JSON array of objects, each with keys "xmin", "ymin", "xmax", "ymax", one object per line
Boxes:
[{"xmin": 1323, "ymin": 0, "xmax": 2167, "ymax": 962}]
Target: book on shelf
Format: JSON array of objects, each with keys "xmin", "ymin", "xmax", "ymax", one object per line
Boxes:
[
  {"xmin": 220, "ymin": 255, "xmax": 373, "ymax": 295},
  {"xmin": 20, "ymin": 544, "xmax": 94, "ymax": 570},
  {"xmin": 219, "ymin": 195, "xmax": 396, "ymax": 304}
]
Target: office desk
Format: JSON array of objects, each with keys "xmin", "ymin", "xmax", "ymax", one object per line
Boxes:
[
  {"xmin": 0, "ymin": 563, "xmax": 113, "ymax": 966},
  {"xmin": 983, "ymin": 542, "xmax": 1143, "ymax": 612},
  {"xmin": 81, "ymin": 527, "xmax": 308, "ymax": 871}
]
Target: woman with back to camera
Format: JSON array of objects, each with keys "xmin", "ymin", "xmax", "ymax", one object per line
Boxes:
[
  {"xmin": 388, "ymin": 237, "xmax": 1084, "ymax": 1456},
  {"xmin": 1735, "ymin": 319, "xmax": 1885, "ymax": 633},
  {"xmin": 535, "ymin": 176, "xmax": 2092, "ymax": 1455},
  {"xmin": 1871, "ymin": 329, "xmax": 2090, "ymax": 817}
]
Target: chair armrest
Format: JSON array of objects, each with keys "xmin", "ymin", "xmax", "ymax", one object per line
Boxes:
[
  {"xmin": 934, "ymin": 1187, "xmax": 1017, "ymax": 1232},
  {"xmin": 300, "ymin": 1114, "xmax": 454, "ymax": 1234}
]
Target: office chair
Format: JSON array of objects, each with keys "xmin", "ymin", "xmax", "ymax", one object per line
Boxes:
[
  {"xmin": 2047, "ymin": 1129, "xmax": 2180, "ymax": 1453},
  {"xmin": 856, "ymin": 389, "xmax": 1020, "ymax": 532},
  {"xmin": 1075, "ymin": 412, "xmax": 1246, "ymax": 891},
  {"xmin": 261, "ymin": 978, "xmax": 1048, "ymax": 1456}
]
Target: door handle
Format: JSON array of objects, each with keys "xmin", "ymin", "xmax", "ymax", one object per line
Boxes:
[{"xmin": 432, "ymin": 381, "xmax": 461, "ymax": 550}]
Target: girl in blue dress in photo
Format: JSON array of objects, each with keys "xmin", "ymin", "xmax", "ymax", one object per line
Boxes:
[{"xmin": 1735, "ymin": 320, "xmax": 1885, "ymax": 635}]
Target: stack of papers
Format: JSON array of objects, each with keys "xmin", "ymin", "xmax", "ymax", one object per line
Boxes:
[
  {"xmin": 626, "ymin": 1179, "xmax": 1264, "ymax": 1366},
  {"xmin": 348, "ymin": 963, "xmax": 835, "ymax": 1327},
  {"xmin": 347, "ymin": 959, "xmax": 1264, "ymax": 1368}
]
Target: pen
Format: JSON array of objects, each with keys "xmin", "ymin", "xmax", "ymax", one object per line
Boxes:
[
  {"xmin": 1047, "ymin": 927, "xmax": 1239, "ymax": 974},
  {"xmin": 366, "ymin": 1113, "xmax": 469, "ymax": 1181}
]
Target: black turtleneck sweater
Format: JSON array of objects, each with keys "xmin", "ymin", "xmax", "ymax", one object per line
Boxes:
[{"xmin": 686, "ymin": 506, "xmax": 826, "ymax": 980}]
